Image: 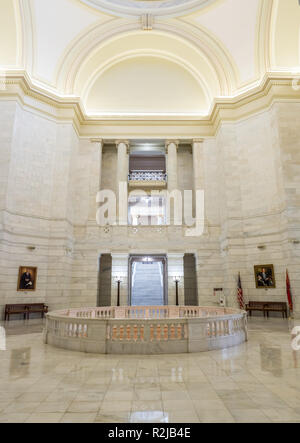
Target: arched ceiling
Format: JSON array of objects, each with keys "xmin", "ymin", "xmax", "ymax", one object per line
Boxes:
[
  {"xmin": 0, "ymin": 0, "xmax": 299, "ymax": 118},
  {"xmin": 85, "ymin": 55, "xmax": 209, "ymax": 115},
  {"xmin": 79, "ymin": 0, "xmax": 215, "ymax": 18}
]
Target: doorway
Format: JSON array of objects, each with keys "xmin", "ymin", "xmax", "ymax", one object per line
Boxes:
[{"xmin": 129, "ymin": 255, "xmax": 167, "ymax": 306}]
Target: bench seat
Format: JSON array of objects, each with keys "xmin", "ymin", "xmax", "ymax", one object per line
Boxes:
[
  {"xmin": 246, "ymin": 301, "xmax": 288, "ymax": 319},
  {"xmin": 5, "ymin": 303, "xmax": 48, "ymax": 321}
]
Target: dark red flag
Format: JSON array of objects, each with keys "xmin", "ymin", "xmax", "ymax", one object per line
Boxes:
[{"xmin": 286, "ymin": 270, "xmax": 293, "ymax": 312}]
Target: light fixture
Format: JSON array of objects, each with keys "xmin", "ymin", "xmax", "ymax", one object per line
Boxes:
[
  {"xmin": 114, "ymin": 276, "xmax": 122, "ymax": 307},
  {"xmin": 142, "ymin": 257, "xmax": 152, "ymax": 263},
  {"xmin": 173, "ymin": 276, "xmax": 182, "ymax": 306}
]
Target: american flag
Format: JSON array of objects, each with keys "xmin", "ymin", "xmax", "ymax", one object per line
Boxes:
[
  {"xmin": 286, "ymin": 270, "xmax": 293, "ymax": 312},
  {"xmin": 237, "ymin": 273, "xmax": 245, "ymax": 310}
]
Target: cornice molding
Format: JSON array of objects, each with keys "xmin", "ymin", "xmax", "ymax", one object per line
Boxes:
[{"xmin": 1, "ymin": 71, "xmax": 300, "ymax": 138}]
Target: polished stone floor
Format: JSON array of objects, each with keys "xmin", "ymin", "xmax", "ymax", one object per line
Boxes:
[{"xmin": 0, "ymin": 317, "xmax": 300, "ymax": 423}]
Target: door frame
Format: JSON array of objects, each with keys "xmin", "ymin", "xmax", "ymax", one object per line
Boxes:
[{"xmin": 128, "ymin": 254, "xmax": 168, "ymax": 306}]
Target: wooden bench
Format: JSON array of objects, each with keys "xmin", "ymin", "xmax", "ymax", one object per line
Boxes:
[
  {"xmin": 264, "ymin": 302, "xmax": 288, "ymax": 319},
  {"xmin": 4, "ymin": 303, "xmax": 48, "ymax": 321},
  {"xmin": 246, "ymin": 301, "xmax": 267, "ymax": 317},
  {"xmin": 246, "ymin": 301, "xmax": 288, "ymax": 319},
  {"xmin": 4, "ymin": 304, "xmax": 28, "ymax": 321},
  {"xmin": 27, "ymin": 303, "xmax": 48, "ymax": 319}
]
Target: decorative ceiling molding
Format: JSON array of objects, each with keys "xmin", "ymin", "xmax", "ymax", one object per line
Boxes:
[
  {"xmin": 55, "ymin": 19, "xmax": 234, "ymax": 98},
  {"xmin": 79, "ymin": 0, "xmax": 216, "ymax": 18},
  {"xmin": 1, "ymin": 71, "xmax": 299, "ymax": 138},
  {"xmin": 16, "ymin": 0, "xmax": 276, "ymax": 101}
]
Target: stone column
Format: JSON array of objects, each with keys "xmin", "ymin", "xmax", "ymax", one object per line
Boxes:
[
  {"xmin": 167, "ymin": 253, "xmax": 184, "ymax": 306},
  {"xmin": 116, "ymin": 140, "xmax": 129, "ymax": 225},
  {"xmin": 111, "ymin": 253, "xmax": 129, "ymax": 306},
  {"xmin": 192, "ymin": 139, "xmax": 205, "ymax": 194},
  {"xmin": 166, "ymin": 140, "xmax": 179, "ymax": 192},
  {"xmin": 89, "ymin": 138, "xmax": 103, "ymax": 222},
  {"xmin": 166, "ymin": 140, "xmax": 179, "ymax": 225}
]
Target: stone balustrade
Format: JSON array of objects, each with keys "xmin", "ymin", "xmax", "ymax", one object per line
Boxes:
[{"xmin": 44, "ymin": 306, "xmax": 248, "ymax": 354}]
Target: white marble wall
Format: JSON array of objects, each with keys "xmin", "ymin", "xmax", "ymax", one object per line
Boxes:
[
  {"xmin": 0, "ymin": 102, "xmax": 78, "ymax": 317},
  {"xmin": 214, "ymin": 105, "xmax": 296, "ymax": 311},
  {"xmin": 1, "ymin": 100, "xmax": 300, "ymax": 317},
  {"xmin": 276, "ymin": 103, "xmax": 300, "ymax": 317}
]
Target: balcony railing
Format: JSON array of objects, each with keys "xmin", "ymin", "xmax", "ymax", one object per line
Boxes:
[{"xmin": 128, "ymin": 170, "xmax": 167, "ymax": 182}]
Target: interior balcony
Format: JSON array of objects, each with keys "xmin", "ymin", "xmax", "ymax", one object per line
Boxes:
[{"xmin": 128, "ymin": 170, "xmax": 167, "ymax": 188}]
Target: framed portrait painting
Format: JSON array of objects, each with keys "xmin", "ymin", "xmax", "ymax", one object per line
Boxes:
[
  {"xmin": 17, "ymin": 267, "xmax": 37, "ymax": 292},
  {"xmin": 254, "ymin": 265, "xmax": 276, "ymax": 289}
]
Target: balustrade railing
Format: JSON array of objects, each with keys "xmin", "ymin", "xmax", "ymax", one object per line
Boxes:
[
  {"xmin": 129, "ymin": 170, "xmax": 167, "ymax": 182},
  {"xmin": 106, "ymin": 321, "xmax": 188, "ymax": 343},
  {"xmin": 44, "ymin": 306, "xmax": 248, "ymax": 354},
  {"xmin": 60, "ymin": 306, "xmax": 240, "ymax": 320}
]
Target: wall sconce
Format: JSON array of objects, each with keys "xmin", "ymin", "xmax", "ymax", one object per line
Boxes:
[
  {"xmin": 292, "ymin": 240, "xmax": 300, "ymax": 245},
  {"xmin": 257, "ymin": 245, "xmax": 266, "ymax": 250},
  {"xmin": 173, "ymin": 276, "xmax": 181, "ymax": 306},
  {"xmin": 27, "ymin": 246, "xmax": 36, "ymax": 251},
  {"xmin": 114, "ymin": 276, "xmax": 123, "ymax": 307}
]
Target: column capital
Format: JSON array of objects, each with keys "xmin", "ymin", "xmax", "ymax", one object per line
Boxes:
[
  {"xmin": 167, "ymin": 252, "xmax": 185, "ymax": 260},
  {"xmin": 111, "ymin": 252, "xmax": 129, "ymax": 260},
  {"xmin": 115, "ymin": 140, "xmax": 130, "ymax": 154},
  {"xmin": 165, "ymin": 139, "xmax": 179, "ymax": 153},
  {"xmin": 193, "ymin": 138, "xmax": 205, "ymax": 144},
  {"xmin": 90, "ymin": 138, "xmax": 103, "ymax": 147}
]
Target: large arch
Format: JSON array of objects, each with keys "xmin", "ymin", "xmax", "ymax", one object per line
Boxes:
[
  {"xmin": 84, "ymin": 54, "xmax": 210, "ymax": 115},
  {"xmin": 56, "ymin": 24, "xmax": 235, "ymax": 106}
]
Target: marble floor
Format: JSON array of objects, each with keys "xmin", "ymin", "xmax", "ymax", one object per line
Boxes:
[{"xmin": 0, "ymin": 317, "xmax": 300, "ymax": 423}]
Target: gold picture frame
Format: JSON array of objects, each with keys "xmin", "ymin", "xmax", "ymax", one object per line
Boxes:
[
  {"xmin": 254, "ymin": 264, "xmax": 276, "ymax": 289},
  {"xmin": 17, "ymin": 266, "xmax": 38, "ymax": 292}
]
